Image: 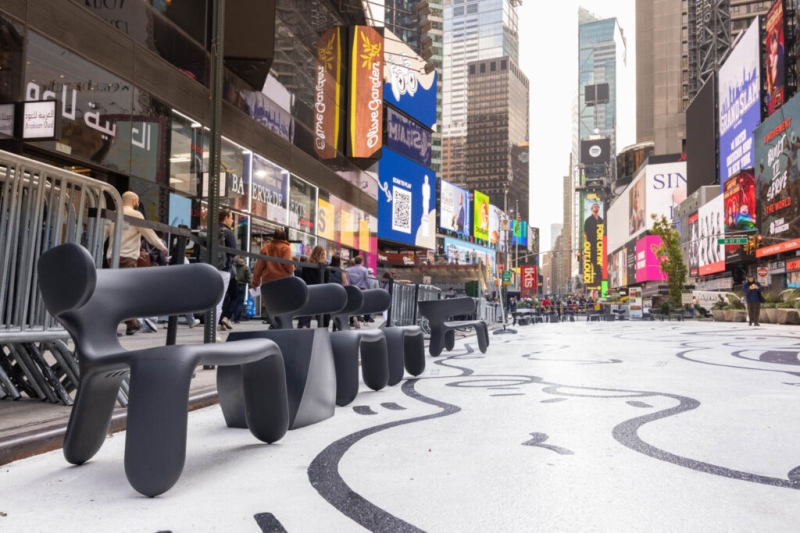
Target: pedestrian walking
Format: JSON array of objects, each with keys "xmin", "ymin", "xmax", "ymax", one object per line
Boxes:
[
  {"xmin": 345, "ymin": 256, "xmax": 370, "ymax": 328},
  {"xmin": 743, "ymin": 275, "xmax": 763, "ymax": 326},
  {"xmin": 104, "ymin": 191, "xmax": 168, "ymax": 336},
  {"xmin": 325, "ymin": 254, "xmax": 348, "ymax": 330},
  {"xmin": 229, "ymin": 256, "xmax": 253, "ymax": 323},
  {"xmin": 215, "ymin": 209, "xmax": 238, "ymax": 333},
  {"xmin": 252, "ymin": 229, "xmax": 295, "ymax": 325},
  {"xmin": 298, "ymin": 245, "xmax": 328, "ymax": 329}
]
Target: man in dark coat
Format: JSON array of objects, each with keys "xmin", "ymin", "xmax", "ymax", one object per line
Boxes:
[{"xmin": 743, "ymin": 275, "xmax": 763, "ymax": 326}]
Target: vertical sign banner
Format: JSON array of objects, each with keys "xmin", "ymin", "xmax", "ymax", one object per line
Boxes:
[
  {"xmin": 755, "ymin": 92, "xmax": 800, "ymax": 257},
  {"xmin": 378, "ymin": 148, "xmax": 436, "ymax": 249},
  {"xmin": 697, "ymin": 195, "xmax": 726, "ymax": 275},
  {"xmin": 688, "ymin": 212, "xmax": 700, "ymax": 277},
  {"xmin": 473, "ymin": 190, "xmax": 490, "ymax": 242},
  {"xmin": 765, "ymin": 0, "xmax": 786, "ymax": 117},
  {"xmin": 718, "ymin": 18, "xmax": 761, "ymax": 186},
  {"xmin": 348, "ymin": 26, "xmax": 383, "ymax": 159},
  {"xmin": 724, "ymin": 170, "xmax": 756, "ymax": 263},
  {"xmin": 521, "ymin": 265, "xmax": 537, "ymax": 297},
  {"xmin": 583, "ymin": 194, "xmax": 605, "ymax": 290},
  {"xmin": 439, "ymin": 179, "xmax": 470, "ymax": 237},
  {"xmin": 314, "ymin": 28, "xmax": 342, "ymax": 159}
]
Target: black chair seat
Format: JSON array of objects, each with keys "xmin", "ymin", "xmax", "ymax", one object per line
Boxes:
[{"xmin": 417, "ymin": 298, "xmax": 489, "ymax": 357}]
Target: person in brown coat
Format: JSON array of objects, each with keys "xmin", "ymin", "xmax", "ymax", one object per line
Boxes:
[{"xmin": 252, "ymin": 229, "xmax": 295, "ymax": 289}]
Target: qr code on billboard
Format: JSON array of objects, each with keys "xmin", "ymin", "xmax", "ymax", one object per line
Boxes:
[{"xmin": 392, "ymin": 187, "xmax": 412, "ymax": 234}]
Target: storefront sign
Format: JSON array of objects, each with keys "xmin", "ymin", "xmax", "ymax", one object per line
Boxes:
[
  {"xmin": 786, "ymin": 258, "xmax": 800, "ymax": 271},
  {"xmin": 314, "ymin": 28, "xmax": 342, "ymax": 159},
  {"xmin": 21, "ymin": 100, "xmax": 60, "ymax": 139},
  {"xmin": 378, "ymin": 148, "xmax": 435, "ymax": 248},
  {"xmin": 768, "ymin": 260, "xmax": 786, "ymax": 274},
  {"xmin": 382, "ymin": 29, "xmax": 437, "ymax": 129},
  {"xmin": 249, "ymin": 154, "xmax": 289, "ymax": 224},
  {"xmin": 521, "ymin": 266, "xmax": 537, "ymax": 291},
  {"xmin": 348, "ymin": 26, "xmax": 383, "ymax": 159},
  {"xmin": 0, "ymin": 104, "xmax": 14, "ymax": 137},
  {"xmin": 386, "ymin": 107, "xmax": 431, "ymax": 167},
  {"xmin": 378, "ymin": 251, "xmax": 416, "ymax": 266}
]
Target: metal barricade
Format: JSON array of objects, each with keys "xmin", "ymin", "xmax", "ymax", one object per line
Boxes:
[
  {"xmin": 387, "ymin": 281, "xmax": 441, "ymax": 334},
  {"xmin": 0, "ymin": 151, "xmax": 123, "ymax": 405}
]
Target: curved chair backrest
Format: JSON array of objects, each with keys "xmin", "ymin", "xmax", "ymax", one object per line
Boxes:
[
  {"xmin": 294, "ymin": 284, "xmax": 348, "ymax": 318},
  {"xmin": 417, "ymin": 297, "xmax": 476, "ymax": 326},
  {"xmin": 260, "ymin": 276, "xmax": 309, "ymax": 329},
  {"xmin": 37, "ymin": 243, "xmax": 223, "ymax": 360},
  {"xmin": 359, "ymin": 289, "xmax": 391, "ymax": 315},
  {"xmin": 332, "ymin": 286, "xmax": 365, "ymax": 331}
]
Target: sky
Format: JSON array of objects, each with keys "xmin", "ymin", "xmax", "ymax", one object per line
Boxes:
[{"xmin": 517, "ymin": 0, "xmax": 636, "ymax": 252}]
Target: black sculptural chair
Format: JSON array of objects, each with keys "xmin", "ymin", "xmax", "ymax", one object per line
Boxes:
[
  {"xmin": 417, "ymin": 297, "xmax": 489, "ymax": 357},
  {"xmin": 330, "ymin": 287, "xmax": 391, "ymax": 406},
  {"xmin": 381, "ymin": 317, "xmax": 426, "ymax": 386},
  {"xmin": 36, "ymin": 243, "xmax": 289, "ymax": 497},
  {"xmin": 220, "ymin": 276, "xmax": 344, "ymax": 429}
]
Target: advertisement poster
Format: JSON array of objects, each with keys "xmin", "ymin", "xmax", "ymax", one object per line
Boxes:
[
  {"xmin": 583, "ymin": 194, "xmax": 605, "ymax": 290},
  {"xmin": 718, "ymin": 18, "xmax": 761, "ymax": 185},
  {"xmin": 766, "ymin": 0, "xmax": 786, "ymax": 117},
  {"xmin": 724, "ymin": 170, "xmax": 757, "ymax": 263},
  {"xmin": 688, "ymin": 212, "xmax": 699, "ymax": 277},
  {"xmin": 489, "ymin": 204, "xmax": 502, "ymax": 246},
  {"xmin": 521, "ymin": 265, "xmax": 537, "ymax": 297},
  {"xmin": 386, "ymin": 107, "xmax": 432, "ymax": 167},
  {"xmin": 635, "ymin": 235, "xmax": 666, "ymax": 283},
  {"xmin": 249, "ymin": 154, "xmax": 289, "ymax": 224},
  {"xmin": 629, "ymin": 176, "xmax": 646, "ymax": 236},
  {"xmin": 443, "ymin": 237, "xmax": 495, "ymax": 275},
  {"xmin": 382, "ymin": 29, "xmax": 437, "ymax": 129},
  {"xmin": 348, "ymin": 26, "xmax": 383, "ymax": 159},
  {"xmin": 697, "ymin": 195, "xmax": 725, "ymax": 275},
  {"xmin": 629, "ymin": 287, "xmax": 643, "ymax": 319},
  {"xmin": 317, "ymin": 197, "xmax": 337, "ymax": 240},
  {"xmin": 439, "ymin": 179, "xmax": 470, "ymax": 237},
  {"xmin": 378, "ymin": 148, "xmax": 436, "ymax": 249},
  {"xmin": 754, "ymin": 92, "xmax": 800, "ymax": 257},
  {"xmin": 313, "ymin": 28, "xmax": 343, "ymax": 159},
  {"xmin": 473, "ymin": 190, "xmax": 490, "ymax": 242}
]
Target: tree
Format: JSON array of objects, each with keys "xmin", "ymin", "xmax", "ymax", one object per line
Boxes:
[{"xmin": 649, "ymin": 214, "xmax": 687, "ymax": 308}]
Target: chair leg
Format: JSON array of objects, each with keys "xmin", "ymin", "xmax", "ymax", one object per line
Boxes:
[
  {"xmin": 63, "ymin": 370, "xmax": 127, "ymax": 466},
  {"xmin": 445, "ymin": 329, "xmax": 456, "ymax": 352},
  {"xmin": 360, "ymin": 336, "xmax": 389, "ymax": 392},
  {"xmin": 429, "ymin": 327, "xmax": 446, "ymax": 357},
  {"xmin": 330, "ymin": 333, "xmax": 361, "ymax": 406},
  {"xmin": 383, "ymin": 328, "xmax": 407, "ymax": 386},
  {"xmin": 476, "ymin": 325, "xmax": 488, "ymax": 353},
  {"xmin": 241, "ymin": 352, "xmax": 289, "ymax": 444},
  {"xmin": 217, "ymin": 365, "xmax": 247, "ymax": 429},
  {"xmin": 124, "ymin": 356, "xmax": 196, "ymax": 497},
  {"xmin": 403, "ymin": 332, "xmax": 426, "ymax": 377}
]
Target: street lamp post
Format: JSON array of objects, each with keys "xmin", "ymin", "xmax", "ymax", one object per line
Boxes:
[{"xmin": 494, "ymin": 210, "xmax": 517, "ymax": 336}]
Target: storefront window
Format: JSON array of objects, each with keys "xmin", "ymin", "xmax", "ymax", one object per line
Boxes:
[
  {"xmin": 129, "ymin": 176, "xmax": 168, "ymax": 223},
  {"xmin": 25, "ymin": 31, "xmax": 134, "ymax": 174},
  {"xmin": 249, "ymin": 153, "xmax": 289, "ymax": 225},
  {"xmin": 130, "ymin": 88, "xmax": 170, "ymax": 184},
  {"xmin": 288, "ymin": 174, "xmax": 318, "ymax": 234},
  {"xmin": 250, "ymin": 218, "xmax": 284, "ymax": 255},
  {"xmin": 169, "ymin": 109, "xmax": 203, "ymax": 195},
  {"xmin": 0, "ymin": 12, "xmax": 24, "ymax": 109}
]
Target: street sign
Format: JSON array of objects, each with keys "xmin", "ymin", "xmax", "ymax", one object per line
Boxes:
[
  {"xmin": 757, "ymin": 267, "xmax": 769, "ymax": 278},
  {"xmin": 718, "ymin": 237, "xmax": 748, "ymax": 245},
  {"xmin": 502, "ymin": 271, "xmax": 511, "ymax": 284}
]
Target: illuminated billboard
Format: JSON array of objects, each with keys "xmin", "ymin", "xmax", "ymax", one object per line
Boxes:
[
  {"xmin": 754, "ymin": 92, "xmax": 800, "ymax": 257},
  {"xmin": 688, "ymin": 212, "xmax": 699, "ymax": 277},
  {"xmin": 382, "ymin": 29, "xmax": 437, "ymax": 129},
  {"xmin": 697, "ymin": 194, "xmax": 725, "ymax": 275},
  {"xmin": 348, "ymin": 26, "xmax": 383, "ymax": 159},
  {"xmin": 765, "ymin": 0, "xmax": 786, "ymax": 117},
  {"xmin": 473, "ymin": 190, "xmax": 490, "ymax": 242},
  {"xmin": 724, "ymin": 170, "xmax": 756, "ymax": 264},
  {"xmin": 718, "ymin": 18, "xmax": 761, "ymax": 186},
  {"xmin": 314, "ymin": 28, "xmax": 343, "ymax": 159},
  {"xmin": 439, "ymin": 179, "xmax": 470, "ymax": 237},
  {"xmin": 488, "ymin": 203, "xmax": 502, "ymax": 246},
  {"xmin": 583, "ymin": 194, "xmax": 605, "ymax": 290},
  {"xmin": 635, "ymin": 235, "xmax": 667, "ymax": 283}
]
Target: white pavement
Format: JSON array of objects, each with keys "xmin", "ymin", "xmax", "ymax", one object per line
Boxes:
[{"xmin": 2, "ymin": 320, "xmax": 800, "ymax": 532}]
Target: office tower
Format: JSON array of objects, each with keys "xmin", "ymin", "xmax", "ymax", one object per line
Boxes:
[
  {"xmin": 551, "ymin": 224, "xmax": 563, "ymax": 248},
  {"xmin": 465, "ymin": 56, "xmax": 530, "ymax": 220},
  {"xmin": 383, "ymin": 0, "xmax": 422, "ymax": 53},
  {"xmin": 442, "ymin": 0, "xmax": 521, "ymax": 183},
  {"xmin": 429, "ymin": 0, "xmax": 445, "ymax": 175}
]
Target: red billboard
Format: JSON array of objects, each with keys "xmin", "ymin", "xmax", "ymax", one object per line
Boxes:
[
  {"xmin": 766, "ymin": 0, "xmax": 786, "ymax": 116},
  {"xmin": 521, "ymin": 265, "xmax": 537, "ymax": 297},
  {"xmin": 724, "ymin": 170, "xmax": 756, "ymax": 263},
  {"xmin": 348, "ymin": 26, "xmax": 383, "ymax": 159}
]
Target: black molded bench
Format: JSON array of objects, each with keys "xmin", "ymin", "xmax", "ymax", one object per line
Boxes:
[
  {"xmin": 417, "ymin": 298, "xmax": 489, "ymax": 357},
  {"xmin": 37, "ymin": 243, "xmax": 289, "ymax": 497}
]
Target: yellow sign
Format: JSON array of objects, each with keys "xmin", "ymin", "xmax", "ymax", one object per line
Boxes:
[
  {"xmin": 359, "ymin": 218, "xmax": 371, "ymax": 252},
  {"xmin": 317, "ymin": 198, "xmax": 336, "ymax": 240},
  {"xmin": 340, "ymin": 208, "xmax": 355, "ymax": 247}
]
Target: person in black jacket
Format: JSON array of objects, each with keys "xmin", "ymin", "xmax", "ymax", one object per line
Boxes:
[
  {"xmin": 298, "ymin": 245, "xmax": 329, "ymax": 328},
  {"xmin": 217, "ymin": 209, "xmax": 239, "ymax": 332},
  {"xmin": 743, "ymin": 275, "xmax": 763, "ymax": 326}
]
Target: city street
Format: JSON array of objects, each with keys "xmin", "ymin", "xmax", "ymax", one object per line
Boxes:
[{"xmin": 2, "ymin": 320, "xmax": 799, "ymax": 532}]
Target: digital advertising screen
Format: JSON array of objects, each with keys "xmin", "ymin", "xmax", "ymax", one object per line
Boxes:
[
  {"xmin": 583, "ymin": 194, "xmax": 605, "ymax": 290},
  {"xmin": 382, "ymin": 29, "xmax": 437, "ymax": 129},
  {"xmin": 377, "ymin": 148, "xmax": 436, "ymax": 248},
  {"xmin": 473, "ymin": 190, "xmax": 490, "ymax": 242},
  {"xmin": 385, "ymin": 107, "xmax": 432, "ymax": 167},
  {"xmin": 686, "ymin": 73, "xmax": 718, "ymax": 196},
  {"xmin": 348, "ymin": 26, "xmax": 383, "ymax": 159},
  {"xmin": 439, "ymin": 179, "xmax": 470, "ymax": 237},
  {"xmin": 635, "ymin": 235, "xmax": 667, "ymax": 283},
  {"xmin": 766, "ymin": 0, "xmax": 786, "ymax": 117},
  {"xmin": 697, "ymin": 194, "xmax": 725, "ymax": 275},
  {"xmin": 688, "ymin": 212, "xmax": 699, "ymax": 277},
  {"xmin": 724, "ymin": 170, "xmax": 757, "ymax": 264},
  {"xmin": 754, "ymin": 92, "xmax": 800, "ymax": 257},
  {"xmin": 718, "ymin": 18, "xmax": 761, "ymax": 186},
  {"xmin": 488, "ymin": 203, "xmax": 502, "ymax": 246}
]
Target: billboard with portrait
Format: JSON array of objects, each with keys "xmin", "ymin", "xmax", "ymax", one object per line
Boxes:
[
  {"xmin": 378, "ymin": 148, "xmax": 436, "ymax": 248},
  {"xmin": 766, "ymin": 0, "xmax": 786, "ymax": 117},
  {"xmin": 754, "ymin": 92, "xmax": 800, "ymax": 257},
  {"xmin": 688, "ymin": 212, "xmax": 700, "ymax": 277},
  {"xmin": 583, "ymin": 194, "xmax": 605, "ymax": 290},
  {"xmin": 718, "ymin": 17, "xmax": 761, "ymax": 186},
  {"xmin": 488, "ymin": 203, "xmax": 502, "ymax": 246},
  {"xmin": 724, "ymin": 170, "xmax": 757, "ymax": 263},
  {"xmin": 629, "ymin": 174, "xmax": 647, "ymax": 236},
  {"xmin": 348, "ymin": 26, "xmax": 383, "ymax": 159},
  {"xmin": 697, "ymin": 195, "xmax": 725, "ymax": 275},
  {"xmin": 382, "ymin": 29, "xmax": 437, "ymax": 129},
  {"xmin": 473, "ymin": 190, "xmax": 490, "ymax": 242},
  {"xmin": 439, "ymin": 179, "xmax": 470, "ymax": 237}
]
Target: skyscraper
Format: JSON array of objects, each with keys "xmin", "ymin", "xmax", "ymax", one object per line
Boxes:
[
  {"xmin": 428, "ymin": 0, "xmax": 445, "ymax": 175},
  {"xmin": 382, "ymin": 0, "xmax": 422, "ymax": 53},
  {"xmin": 442, "ymin": 0, "xmax": 521, "ymax": 183}
]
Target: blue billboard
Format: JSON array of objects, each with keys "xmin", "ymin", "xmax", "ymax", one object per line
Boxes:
[
  {"xmin": 386, "ymin": 107, "xmax": 432, "ymax": 167},
  {"xmin": 718, "ymin": 18, "xmax": 761, "ymax": 188},
  {"xmin": 383, "ymin": 29, "xmax": 437, "ymax": 129},
  {"xmin": 378, "ymin": 148, "xmax": 436, "ymax": 249}
]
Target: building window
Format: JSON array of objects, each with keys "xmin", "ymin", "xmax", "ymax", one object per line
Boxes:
[
  {"xmin": 490, "ymin": 62, "xmax": 496, "ymax": 71},
  {"xmin": 480, "ymin": 63, "xmax": 486, "ymax": 73},
  {"xmin": 469, "ymin": 64, "xmax": 476, "ymax": 74},
  {"xmin": 501, "ymin": 60, "xmax": 507, "ymax": 70}
]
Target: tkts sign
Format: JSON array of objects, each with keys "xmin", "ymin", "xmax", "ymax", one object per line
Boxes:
[
  {"xmin": 314, "ymin": 28, "xmax": 343, "ymax": 160},
  {"xmin": 348, "ymin": 26, "xmax": 383, "ymax": 159}
]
